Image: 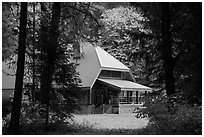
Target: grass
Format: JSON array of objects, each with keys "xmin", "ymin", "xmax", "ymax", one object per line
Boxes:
[
  {"xmin": 73, "ymin": 114, "xmax": 149, "ymax": 129},
  {"xmin": 67, "ymin": 114, "xmax": 149, "ymax": 135},
  {"xmin": 4, "ymin": 104, "xmax": 201, "ymax": 135},
  {"xmin": 12, "ymin": 114, "xmax": 148, "ymax": 135},
  {"xmin": 19, "ymin": 121, "xmax": 145, "ymax": 135}
]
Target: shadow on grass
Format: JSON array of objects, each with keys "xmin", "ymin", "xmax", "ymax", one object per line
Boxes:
[{"xmin": 3, "ymin": 121, "xmax": 147, "ymax": 135}]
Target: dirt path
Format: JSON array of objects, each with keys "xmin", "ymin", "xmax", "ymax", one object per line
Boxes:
[{"xmin": 73, "ymin": 114, "xmax": 149, "ymax": 129}]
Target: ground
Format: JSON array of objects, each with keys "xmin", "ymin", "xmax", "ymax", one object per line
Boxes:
[{"xmin": 72, "ymin": 114, "xmax": 149, "ymax": 129}]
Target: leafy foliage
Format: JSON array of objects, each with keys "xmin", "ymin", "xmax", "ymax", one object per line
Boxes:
[
  {"xmin": 136, "ymin": 94, "xmax": 202, "ymax": 135},
  {"xmin": 2, "ymin": 99, "xmax": 13, "ymax": 118},
  {"xmin": 2, "ymin": 3, "xmax": 19, "ymax": 61},
  {"xmin": 99, "ymin": 5, "xmax": 156, "ymax": 86}
]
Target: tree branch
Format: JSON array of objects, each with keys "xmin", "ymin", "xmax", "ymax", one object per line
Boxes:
[{"xmin": 64, "ymin": 3, "xmax": 101, "ymax": 27}]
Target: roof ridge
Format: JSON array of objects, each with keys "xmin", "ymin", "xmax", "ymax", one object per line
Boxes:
[{"xmin": 93, "ymin": 45, "xmax": 102, "ymax": 68}]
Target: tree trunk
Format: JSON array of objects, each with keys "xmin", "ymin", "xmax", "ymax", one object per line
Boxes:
[
  {"xmin": 161, "ymin": 3, "xmax": 176, "ymax": 113},
  {"xmin": 39, "ymin": 3, "xmax": 50, "ymax": 128},
  {"xmin": 44, "ymin": 2, "xmax": 61, "ymax": 128},
  {"xmin": 161, "ymin": 3, "xmax": 175, "ymax": 96},
  {"xmin": 8, "ymin": 2, "xmax": 28, "ymax": 134},
  {"xmin": 32, "ymin": 2, "xmax": 36, "ymax": 102}
]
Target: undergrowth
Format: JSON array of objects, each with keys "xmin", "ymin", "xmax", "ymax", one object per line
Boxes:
[
  {"xmin": 3, "ymin": 93, "xmax": 202, "ymax": 135},
  {"xmin": 3, "ymin": 119, "xmax": 142, "ymax": 135},
  {"xmin": 136, "ymin": 94, "xmax": 202, "ymax": 135}
]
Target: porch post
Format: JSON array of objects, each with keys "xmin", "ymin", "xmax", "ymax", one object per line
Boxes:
[
  {"xmin": 127, "ymin": 91, "xmax": 129, "ymax": 104},
  {"xmin": 136, "ymin": 91, "xmax": 139, "ymax": 104},
  {"xmin": 144, "ymin": 91, "xmax": 147, "ymax": 102},
  {"xmin": 89, "ymin": 88, "xmax": 92, "ymax": 105},
  {"xmin": 102, "ymin": 94, "xmax": 104, "ymax": 114},
  {"xmin": 145, "ymin": 91, "xmax": 147, "ymax": 97}
]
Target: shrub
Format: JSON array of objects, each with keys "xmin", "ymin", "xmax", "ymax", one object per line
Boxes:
[
  {"xmin": 137, "ymin": 94, "xmax": 202, "ymax": 135},
  {"xmin": 2, "ymin": 98, "xmax": 12, "ymax": 118},
  {"xmin": 2, "ymin": 100, "xmax": 77, "ymax": 135}
]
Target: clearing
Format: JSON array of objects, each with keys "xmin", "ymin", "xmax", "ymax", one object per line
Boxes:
[{"xmin": 72, "ymin": 114, "xmax": 149, "ymax": 129}]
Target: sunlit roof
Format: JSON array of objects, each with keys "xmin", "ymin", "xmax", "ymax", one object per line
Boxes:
[{"xmin": 95, "ymin": 46, "xmax": 129, "ymax": 71}]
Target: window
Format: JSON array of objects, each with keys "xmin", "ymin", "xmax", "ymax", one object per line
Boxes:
[
  {"xmin": 99, "ymin": 70, "xmax": 121, "ymax": 78},
  {"xmin": 112, "ymin": 71, "xmax": 121, "ymax": 78}
]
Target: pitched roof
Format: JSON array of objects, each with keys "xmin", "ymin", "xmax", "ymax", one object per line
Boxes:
[
  {"xmin": 73, "ymin": 42, "xmax": 101, "ymax": 88},
  {"xmin": 95, "ymin": 46, "xmax": 129, "ymax": 71},
  {"xmin": 72, "ymin": 42, "xmax": 131, "ymax": 88},
  {"xmin": 2, "ymin": 42, "xmax": 132, "ymax": 89}
]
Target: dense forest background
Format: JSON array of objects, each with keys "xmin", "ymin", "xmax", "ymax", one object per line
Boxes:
[{"xmin": 2, "ymin": 2, "xmax": 202, "ymax": 135}]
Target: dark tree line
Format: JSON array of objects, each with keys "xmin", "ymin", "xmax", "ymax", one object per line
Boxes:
[{"xmin": 129, "ymin": 2, "xmax": 201, "ymax": 105}]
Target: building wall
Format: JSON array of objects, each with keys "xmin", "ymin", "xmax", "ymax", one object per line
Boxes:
[
  {"xmin": 75, "ymin": 89, "xmax": 95, "ymax": 114},
  {"xmin": 75, "ymin": 105, "xmax": 94, "ymax": 114},
  {"xmin": 77, "ymin": 90, "xmax": 89, "ymax": 105}
]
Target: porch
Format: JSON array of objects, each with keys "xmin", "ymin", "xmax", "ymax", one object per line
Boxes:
[{"xmin": 92, "ymin": 79, "xmax": 152, "ymax": 114}]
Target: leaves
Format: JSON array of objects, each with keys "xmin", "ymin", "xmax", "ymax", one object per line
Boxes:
[{"xmin": 2, "ymin": 2, "xmax": 19, "ymax": 61}]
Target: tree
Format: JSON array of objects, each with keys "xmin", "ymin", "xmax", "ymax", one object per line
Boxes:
[
  {"xmin": 47, "ymin": 2, "xmax": 61, "ymax": 127},
  {"xmin": 2, "ymin": 3, "xmax": 18, "ymax": 61},
  {"xmin": 31, "ymin": 2, "xmax": 36, "ymax": 102},
  {"xmin": 38, "ymin": 2, "xmax": 82, "ymax": 127},
  {"xmin": 100, "ymin": 2, "xmax": 201, "ymax": 105},
  {"xmin": 8, "ymin": 2, "xmax": 28, "ymax": 134},
  {"xmin": 39, "ymin": 2, "xmax": 61, "ymax": 127},
  {"xmin": 131, "ymin": 2, "xmax": 201, "ymax": 104},
  {"xmin": 4, "ymin": 2, "xmax": 100, "ymax": 133},
  {"xmin": 98, "ymin": 4, "xmax": 155, "ymax": 86},
  {"xmin": 161, "ymin": 3, "xmax": 175, "ymax": 96},
  {"xmin": 161, "ymin": 3, "xmax": 176, "ymax": 113}
]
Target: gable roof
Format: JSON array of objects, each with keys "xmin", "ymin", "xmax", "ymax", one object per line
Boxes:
[
  {"xmin": 2, "ymin": 42, "xmax": 133, "ymax": 90},
  {"xmin": 73, "ymin": 42, "xmax": 101, "ymax": 88},
  {"xmin": 95, "ymin": 46, "xmax": 129, "ymax": 71},
  {"xmin": 72, "ymin": 42, "xmax": 132, "ymax": 88}
]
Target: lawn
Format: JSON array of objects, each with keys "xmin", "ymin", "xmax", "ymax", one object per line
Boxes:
[{"xmin": 72, "ymin": 114, "xmax": 149, "ymax": 129}]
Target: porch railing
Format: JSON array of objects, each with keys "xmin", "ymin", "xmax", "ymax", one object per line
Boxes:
[{"xmin": 119, "ymin": 96, "xmax": 145, "ymax": 104}]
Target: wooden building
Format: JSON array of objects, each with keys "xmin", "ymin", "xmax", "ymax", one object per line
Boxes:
[
  {"xmin": 2, "ymin": 41, "xmax": 152, "ymax": 114},
  {"xmin": 71, "ymin": 42, "xmax": 152, "ymax": 114}
]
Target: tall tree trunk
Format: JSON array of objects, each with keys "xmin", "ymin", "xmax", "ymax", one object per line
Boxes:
[
  {"xmin": 45, "ymin": 2, "xmax": 61, "ymax": 128},
  {"xmin": 8, "ymin": 2, "xmax": 28, "ymax": 134},
  {"xmin": 161, "ymin": 3, "xmax": 175, "ymax": 96},
  {"xmin": 39, "ymin": 2, "xmax": 50, "ymax": 128},
  {"xmin": 32, "ymin": 2, "xmax": 36, "ymax": 102},
  {"xmin": 161, "ymin": 3, "xmax": 176, "ymax": 113}
]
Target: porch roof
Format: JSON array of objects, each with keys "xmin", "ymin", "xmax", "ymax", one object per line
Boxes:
[{"xmin": 97, "ymin": 78, "xmax": 152, "ymax": 92}]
